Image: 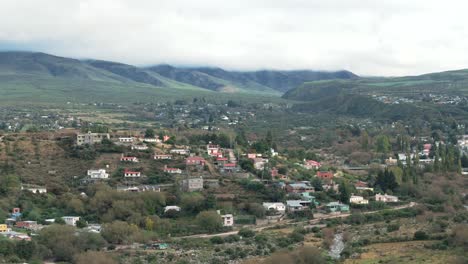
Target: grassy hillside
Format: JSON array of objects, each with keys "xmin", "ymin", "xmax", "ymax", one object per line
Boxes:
[
  {"xmin": 282, "ymin": 70, "xmax": 468, "ymax": 122},
  {"xmin": 0, "ymin": 51, "xmax": 358, "ymax": 105},
  {"xmin": 284, "ymin": 69, "xmax": 468, "ymax": 100}
]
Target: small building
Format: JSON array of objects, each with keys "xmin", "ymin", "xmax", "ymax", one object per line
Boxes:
[
  {"xmin": 143, "ymin": 138, "xmax": 161, "ymax": 143},
  {"xmin": 253, "ymin": 158, "xmax": 268, "ymax": 170},
  {"xmin": 163, "ymin": 165, "xmax": 182, "ymax": 174},
  {"xmin": 0, "ymin": 224, "xmax": 9, "ymax": 232},
  {"xmin": 216, "ymin": 157, "xmax": 228, "ymax": 165},
  {"xmin": 375, "ymin": 193, "xmax": 399, "ymax": 203},
  {"xmin": 154, "ymin": 154, "xmax": 173, "ymax": 160},
  {"xmin": 285, "ymin": 183, "xmax": 314, "ymax": 193},
  {"xmin": 286, "ymin": 200, "xmax": 311, "ymax": 212},
  {"xmin": 186, "ymin": 156, "xmax": 206, "ymax": 166},
  {"xmin": 164, "ymin": 206, "xmax": 181, "ymax": 213},
  {"xmin": 207, "ymin": 143, "xmax": 221, "ymax": 157},
  {"xmin": 263, "ymin": 202, "xmax": 286, "ymax": 214},
  {"xmin": 119, "ymin": 137, "xmax": 134, "ymax": 143},
  {"xmin": 21, "ymin": 185, "xmax": 47, "ymax": 194},
  {"xmin": 120, "ymin": 154, "xmax": 139, "ymax": 163},
  {"xmin": 15, "ymin": 221, "xmax": 38, "ymax": 230},
  {"xmin": 349, "ymin": 195, "xmax": 369, "ymax": 205},
  {"xmin": 326, "ymin": 202, "xmax": 350, "ymax": 213},
  {"xmin": 181, "ymin": 177, "xmax": 204, "ymax": 192},
  {"xmin": 303, "ymin": 160, "xmax": 321, "ymax": 170},
  {"xmin": 87, "ymin": 169, "xmax": 109, "ymax": 179},
  {"xmin": 220, "ymin": 163, "xmax": 239, "ymax": 173},
  {"xmin": 355, "ymin": 181, "xmax": 374, "ymax": 192},
  {"xmin": 131, "ymin": 144, "xmax": 149, "ymax": 151},
  {"xmin": 316, "ymin": 171, "xmax": 333, "ymax": 180},
  {"xmin": 270, "ymin": 167, "xmax": 279, "ymax": 178},
  {"xmin": 300, "ymin": 192, "xmax": 318, "ymax": 205},
  {"xmin": 124, "ymin": 169, "xmax": 141, "ymax": 177},
  {"xmin": 76, "ymin": 132, "xmax": 110, "ymax": 146},
  {"xmin": 385, "ymin": 157, "xmax": 398, "ymax": 166},
  {"xmin": 221, "ymin": 214, "xmax": 234, "ymax": 227},
  {"xmin": 116, "ymin": 185, "xmax": 161, "ymax": 192},
  {"xmin": 62, "ymin": 216, "xmax": 80, "ymax": 226},
  {"xmin": 170, "ymin": 149, "xmax": 190, "ymax": 155}
]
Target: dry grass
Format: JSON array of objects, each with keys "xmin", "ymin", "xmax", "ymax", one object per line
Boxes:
[{"xmin": 345, "ymin": 241, "xmax": 461, "ymax": 264}]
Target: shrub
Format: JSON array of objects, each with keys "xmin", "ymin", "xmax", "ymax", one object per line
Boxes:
[
  {"xmin": 210, "ymin": 236, "xmax": 224, "ymax": 244},
  {"xmin": 414, "ymin": 230, "xmax": 428, "ymax": 240},
  {"xmin": 238, "ymin": 228, "xmax": 255, "ymax": 238}
]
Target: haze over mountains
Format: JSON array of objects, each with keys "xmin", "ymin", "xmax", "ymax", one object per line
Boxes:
[
  {"xmin": 0, "ymin": 51, "xmax": 356, "ymax": 98},
  {"xmin": 1, "ymin": 51, "xmax": 468, "ymax": 106}
]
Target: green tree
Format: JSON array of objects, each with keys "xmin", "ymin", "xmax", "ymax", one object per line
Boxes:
[
  {"xmin": 196, "ymin": 211, "xmax": 222, "ymax": 233},
  {"xmin": 360, "ymin": 131, "xmax": 369, "ymax": 150},
  {"xmin": 375, "ymin": 135, "xmax": 391, "ymax": 154},
  {"xmin": 101, "ymin": 221, "xmax": 141, "ymax": 244},
  {"xmin": 38, "ymin": 224, "xmax": 78, "ymax": 261},
  {"xmin": 145, "ymin": 128, "xmax": 155, "ymax": 138},
  {"xmin": 339, "ymin": 181, "xmax": 352, "ymax": 204}
]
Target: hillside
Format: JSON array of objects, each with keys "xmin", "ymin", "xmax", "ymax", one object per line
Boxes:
[
  {"xmin": 0, "ymin": 51, "xmax": 357, "ymax": 104},
  {"xmin": 149, "ymin": 65, "xmax": 357, "ymax": 93},
  {"xmin": 283, "ymin": 70, "xmax": 468, "ymax": 122},
  {"xmin": 283, "ymin": 69, "xmax": 468, "ymax": 101}
]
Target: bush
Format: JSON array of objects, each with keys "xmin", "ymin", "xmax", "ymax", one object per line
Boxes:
[
  {"xmin": 224, "ymin": 234, "xmax": 240, "ymax": 243},
  {"xmin": 210, "ymin": 236, "xmax": 224, "ymax": 244},
  {"xmin": 387, "ymin": 224, "xmax": 400, "ymax": 232},
  {"xmin": 414, "ymin": 230, "xmax": 428, "ymax": 240},
  {"xmin": 238, "ymin": 228, "xmax": 255, "ymax": 238}
]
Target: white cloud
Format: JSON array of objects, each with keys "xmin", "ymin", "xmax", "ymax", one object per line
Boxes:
[{"xmin": 0, "ymin": 0, "xmax": 467, "ymax": 76}]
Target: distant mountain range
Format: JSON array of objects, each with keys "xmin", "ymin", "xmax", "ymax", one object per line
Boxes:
[{"xmin": 0, "ymin": 51, "xmax": 357, "ymax": 103}]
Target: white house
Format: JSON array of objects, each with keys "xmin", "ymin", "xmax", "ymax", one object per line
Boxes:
[
  {"xmin": 164, "ymin": 206, "xmax": 181, "ymax": 213},
  {"xmin": 375, "ymin": 193, "xmax": 399, "ymax": 203},
  {"xmin": 143, "ymin": 138, "xmax": 161, "ymax": 143},
  {"xmin": 154, "ymin": 154, "xmax": 173, "ymax": 160},
  {"xmin": 262, "ymin": 202, "xmax": 286, "ymax": 214},
  {"xmin": 62, "ymin": 216, "xmax": 80, "ymax": 226},
  {"xmin": 170, "ymin": 149, "xmax": 190, "ymax": 155},
  {"xmin": 349, "ymin": 195, "xmax": 369, "ymax": 205},
  {"xmin": 119, "ymin": 137, "xmax": 134, "ymax": 143},
  {"xmin": 221, "ymin": 214, "xmax": 234, "ymax": 227},
  {"xmin": 87, "ymin": 169, "xmax": 109, "ymax": 179},
  {"xmin": 21, "ymin": 185, "xmax": 47, "ymax": 194},
  {"xmin": 131, "ymin": 144, "xmax": 148, "ymax": 151}
]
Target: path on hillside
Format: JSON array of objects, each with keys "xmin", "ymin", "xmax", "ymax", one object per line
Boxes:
[
  {"xmin": 177, "ymin": 202, "xmax": 417, "ymax": 239},
  {"xmin": 205, "ymin": 160, "xmax": 220, "ymax": 177}
]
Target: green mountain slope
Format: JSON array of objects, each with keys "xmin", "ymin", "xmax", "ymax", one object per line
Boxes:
[
  {"xmin": 148, "ymin": 65, "xmax": 357, "ymax": 94},
  {"xmin": 0, "ymin": 51, "xmax": 357, "ymax": 104},
  {"xmin": 282, "ymin": 70, "xmax": 468, "ymax": 122}
]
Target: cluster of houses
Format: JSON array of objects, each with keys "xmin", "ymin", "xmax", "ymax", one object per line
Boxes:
[
  {"xmin": 73, "ymin": 131, "xmax": 405, "ymax": 230},
  {"xmin": 0, "ymin": 208, "xmax": 83, "ymax": 241}
]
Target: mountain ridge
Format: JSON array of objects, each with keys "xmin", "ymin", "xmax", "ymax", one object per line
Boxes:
[{"xmin": 0, "ymin": 51, "xmax": 357, "ymax": 96}]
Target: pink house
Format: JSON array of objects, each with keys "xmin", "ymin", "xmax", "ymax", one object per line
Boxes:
[
  {"xmin": 271, "ymin": 167, "xmax": 279, "ymax": 178},
  {"xmin": 163, "ymin": 165, "xmax": 182, "ymax": 174},
  {"xmin": 120, "ymin": 154, "xmax": 139, "ymax": 163},
  {"xmin": 423, "ymin": 144, "xmax": 432, "ymax": 156},
  {"xmin": 304, "ymin": 160, "xmax": 321, "ymax": 169},
  {"xmin": 247, "ymin": 153, "xmax": 257, "ymax": 159}
]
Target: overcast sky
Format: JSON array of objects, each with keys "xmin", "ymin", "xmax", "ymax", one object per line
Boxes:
[{"xmin": 1, "ymin": 0, "xmax": 467, "ymax": 76}]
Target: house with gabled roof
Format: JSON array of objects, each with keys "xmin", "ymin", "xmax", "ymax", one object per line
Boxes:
[{"xmin": 124, "ymin": 169, "xmax": 141, "ymax": 177}]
